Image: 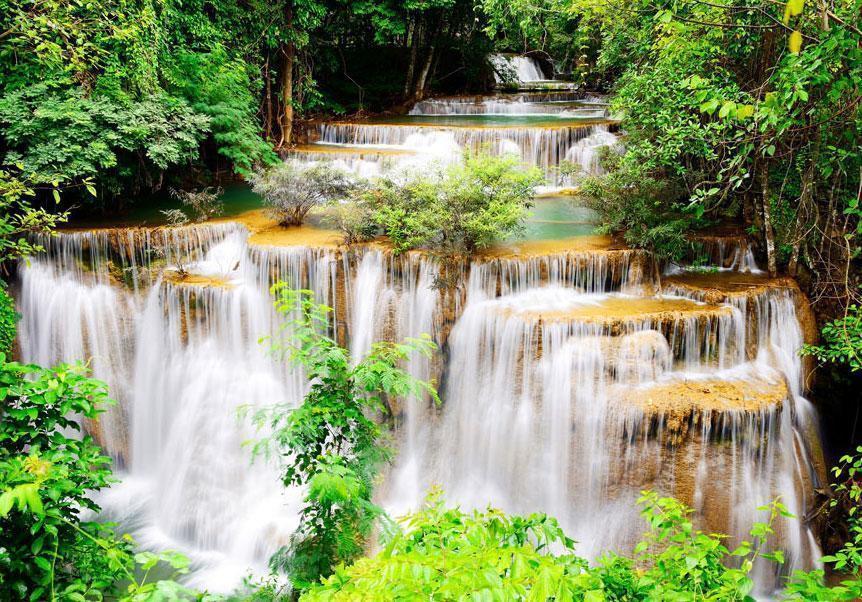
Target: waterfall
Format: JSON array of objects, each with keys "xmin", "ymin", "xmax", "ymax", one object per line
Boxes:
[
  {"xmin": 490, "ymin": 54, "xmax": 548, "ymax": 83},
  {"xmin": 14, "ymin": 86, "xmax": 823, "ymax": 593},
  {"xmin": 409, "ymin": 95, "xmax": 608, "ymax": 116},
  {"xmin": 15, "ymin": 223, "xmax": 825, "ymax": 593},
  {"xmin": 311, "ymin": 122, "xmax": 614, "ymax": 178},
  {"xmin": 16, "ymin": 226, "xmax": 330, "ymax": 590},
  {"xmin": 564, "ymin": 125, "xmax": 623, "ymax": 177}
]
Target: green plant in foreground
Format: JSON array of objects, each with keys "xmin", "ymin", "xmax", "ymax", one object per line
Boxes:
[
  {"xmin": 301, "ymin": 472, "xmax": 862, "ymax": 601},
  {"xmin": 248, "ymin": 284, "xmax": 438, "ymax": 591},
  {"xmin": 0, "ymin": 282, "xmax": 18, "ymax": 356},
  {"xmin": 302, "ymin": 490, "xmax": 799, "ymax": 601},
  {"xmin": 0, "ymin": 169, "xmax": 68, "ymax": 264},
  {"xmin": 782, "ymin": 448, "xmax": 862, "ymax": 601},
  {"xmin": 0, "ymin": 357, "xmax": 116, "ymax": 600},
  {"xmin": 0, "ymin": 355, "xmax": 208, "ymax": 601}
]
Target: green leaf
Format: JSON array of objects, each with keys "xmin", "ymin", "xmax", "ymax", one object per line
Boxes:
[
  {"xmin": 33, "ymin": 556, "xmax": 51, "ymax": 572},
  {"xmin": 0, "ymin": 492, "xmax": 13, "ymax": 516}
]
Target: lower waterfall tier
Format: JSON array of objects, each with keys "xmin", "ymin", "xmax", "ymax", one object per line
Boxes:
[{"xmin": 13, "ymin": 220, "xmax": 825, "ymax": 593}]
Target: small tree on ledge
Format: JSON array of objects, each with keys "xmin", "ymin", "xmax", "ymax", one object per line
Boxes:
[{"xmin": 249, "ymin": 160, "xmax": 356, "ymax": 227}]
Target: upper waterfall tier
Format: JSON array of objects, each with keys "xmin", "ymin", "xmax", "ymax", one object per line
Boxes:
[
  {"xmin": 490, "ymin": 53, "xmax": 548, "ymax": 83},
  {"xmin": 308, "ymin": 121, "xmax": 618, "ymax": 178},
  {"xmin": 413, "ymin": 91, "xmax": 595, "ymax": 110},
  {"xmin": 488, "ymin": 53, "xmax": 578, "ymax": 91},
  {"xmin": 409, "ymin": 94, "xmax": 608, "ymax": 117}
]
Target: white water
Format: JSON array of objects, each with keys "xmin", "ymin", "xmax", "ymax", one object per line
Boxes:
[
  {"xmin": 490, "ymin": 54, "xmax": 547, "ymax": 83},
  {"xmin": 409, "ymin": 96, "xmax": 608, "ymax": 117},
  {"xmin": 564, "ymin": 125, "xmax": 623, "ymax": 178},
  {"xmin": 310, "ymin": 122, "xmax": 616, "ymax": 180},
  {"xmin": 300, "ymin": 81, "xmax": 617, "ymax": 185}
]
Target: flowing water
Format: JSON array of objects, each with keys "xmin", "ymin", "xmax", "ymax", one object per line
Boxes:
[
  {"xmin": 489, "ymin": 54, "xmax": 548, "ymax": 83},
  {"xmin": 13, "ymin": 86, "xmax": 825, "ymax": 596},
  {"xmin": 294, "ymin": 66, "xmax": 617, "ymax": 187}
]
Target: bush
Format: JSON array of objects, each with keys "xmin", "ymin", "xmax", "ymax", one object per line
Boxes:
[
  {"xmin": 365, "ymin": 150, "xmax": 543, "ymax": 254},
  {"xmin": 1, "ymin": 168, "xmax": 68, "ymax": 263},
  {"xmin": 321, "ymin": 201, "xmax": 378, "ymax": 245},
  {"xmin": 802, "ymin": 302, "xmax": 862, "ymax": 372},
  {"xmin": 0, "ymin": 357, "xmax": 204, "ymax": 601},
  {"xmin": 0, "ymin": 281, "xmax": 16, "ymax": 356},
  {"xmin": 248, "ymin": 285, "xmax": 437, "ymax": 591},
  {"xmin": 249, "ymin": 161, "xmax": 356, "ymax": 227},
  {"xmin": 0, "ymin": 358, "xmax": 116, "ymax": 599},
  {"xmin": 302, "ymin": 490, "xmax": 796, "ymax": 601},
  {"xmin": 578, "ymin": 158, "xmax": 695, "ymax": 261}
]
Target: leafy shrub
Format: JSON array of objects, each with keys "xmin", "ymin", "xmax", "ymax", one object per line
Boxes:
[
  {"xmin": 364, "ymin": 150, "xmax": 543, "ymax": 254},
  {"xmin": 802, "ymin": 303, "xmax": 862, "ymax": 372},
  {"xmin": 249, "ymin": 161, "xmax": 357, "ymax": 227},
  {"xmin": 160, "ymin": 208, "xmax": 191, "ymax": 227},
  {"xmin": 1, "ymin": 169, "xmax": 68, "ymax": 263},
  {"xmin": 0, "ymin": 84, "xmax": 210, "ymax": 189},
  {"xmin": 166, "ymin": 47, "xmax": 278, "ymax": 175},
  {"xmin": 0, "ymin": 358, "xmax": 117, "ymax": 599},
  {"xmin": 784, "ymin": 448, "xmax": 862, "ymax": 600},
  {"xmin": 322, "ymin": 201, "xmax": 378, "ymax": 245},
  {"xmin": 248, "ymin": 285, "xmax": 437, "ymax": 590},
  {"xmin": 302, "ymin": 490, "xmax": 794, "ymax": 601},
  {"xmin": 0, "ymin": 356, "xmax": 207, "ymax": 601},
  {"xmin": 0, "ymin": 281, "xmax": 17, "ymax": 356},
  {"xmin": 303, "ymin": 488, "xmax": 600, "ymax": 601},
  {"xmin": 578, "ymin": 158, "xmax": 695, "ymax": 261}
]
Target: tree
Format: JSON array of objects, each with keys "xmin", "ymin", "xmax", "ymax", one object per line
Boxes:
[
  {"xmin": 802, "ymin": 299, "xmax": 862, "ymax": 373},
  {"xmin": 0, "ymin": 0, "xmax": 277, "ymax": 200},
  {"xmin": 248, "ymin": 285, "xmax": 437, "ymax": 590},
  {"xmin": 0, "ymin": 169, "xmax": 67, "ymax": 266},
  {"xmin": 249, "ymin": 160, "xmax": 357, "ymax": 226},
  {"xmin": 365, "ymin": 150, "xmax": 542, "ymax": 254}
]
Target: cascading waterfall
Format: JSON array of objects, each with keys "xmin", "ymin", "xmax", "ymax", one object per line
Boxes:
[
  {"xmin": 564, "ymin": 125, "xmax": 623, "ymax": 177},
  {"xmin": 490, "ymin": 53, "xmax": 547, "ymax": 83},
  {"xmin": 312, "ymin": 122, "xmax": 615, "ymax": 178},
  {"xmin": 297, "ymin": 87, "xmax": 617, "ymax": 186},
  {"xmin": 13, "ymin": 82, "xmax": 825, "ymax": 596},
  {"xmin": 380, "ymin": 247, "xmax": 823, "ymax": 594},
  {"xmin": 16, "ymin": 222, "xmax": 825, "ymax": 593},
  {"xmin": 409, "ymin": 95, "xmax": 608, "ymax": 116},
  {"xmin": 17, "ymin": 226, "xmax": 325, "ymax": 589}
]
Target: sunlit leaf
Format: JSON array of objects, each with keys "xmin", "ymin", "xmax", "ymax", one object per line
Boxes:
[{"xmin": 789, "ymin": 30, "xmax": 803, "ymax": 54}]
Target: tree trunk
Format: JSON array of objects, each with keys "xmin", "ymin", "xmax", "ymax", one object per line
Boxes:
[
  {"xmin": 404, "ymin": 17, "xmax": 421, "ymax": 98},
  {"xmin": 412, "ymin": 42, "xmax": 436, "ymax": 100},
  {"xmin": 279, "ymin": 4, "xmax": 295, "ymax": 148},
  {"xmin": 264, "ymin": 56, "xmax": 274, "ymax": 142},
  {"xmin": 788, "ymin": 141, "xmax": 820, "ymax": 275},
  {"xmin": 760, "ymin": 162, "xmax": 778, "ymax": 277},
  {"xmin": 411, "ymin": 15, "xmax": 440, "ymax": 100}
]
